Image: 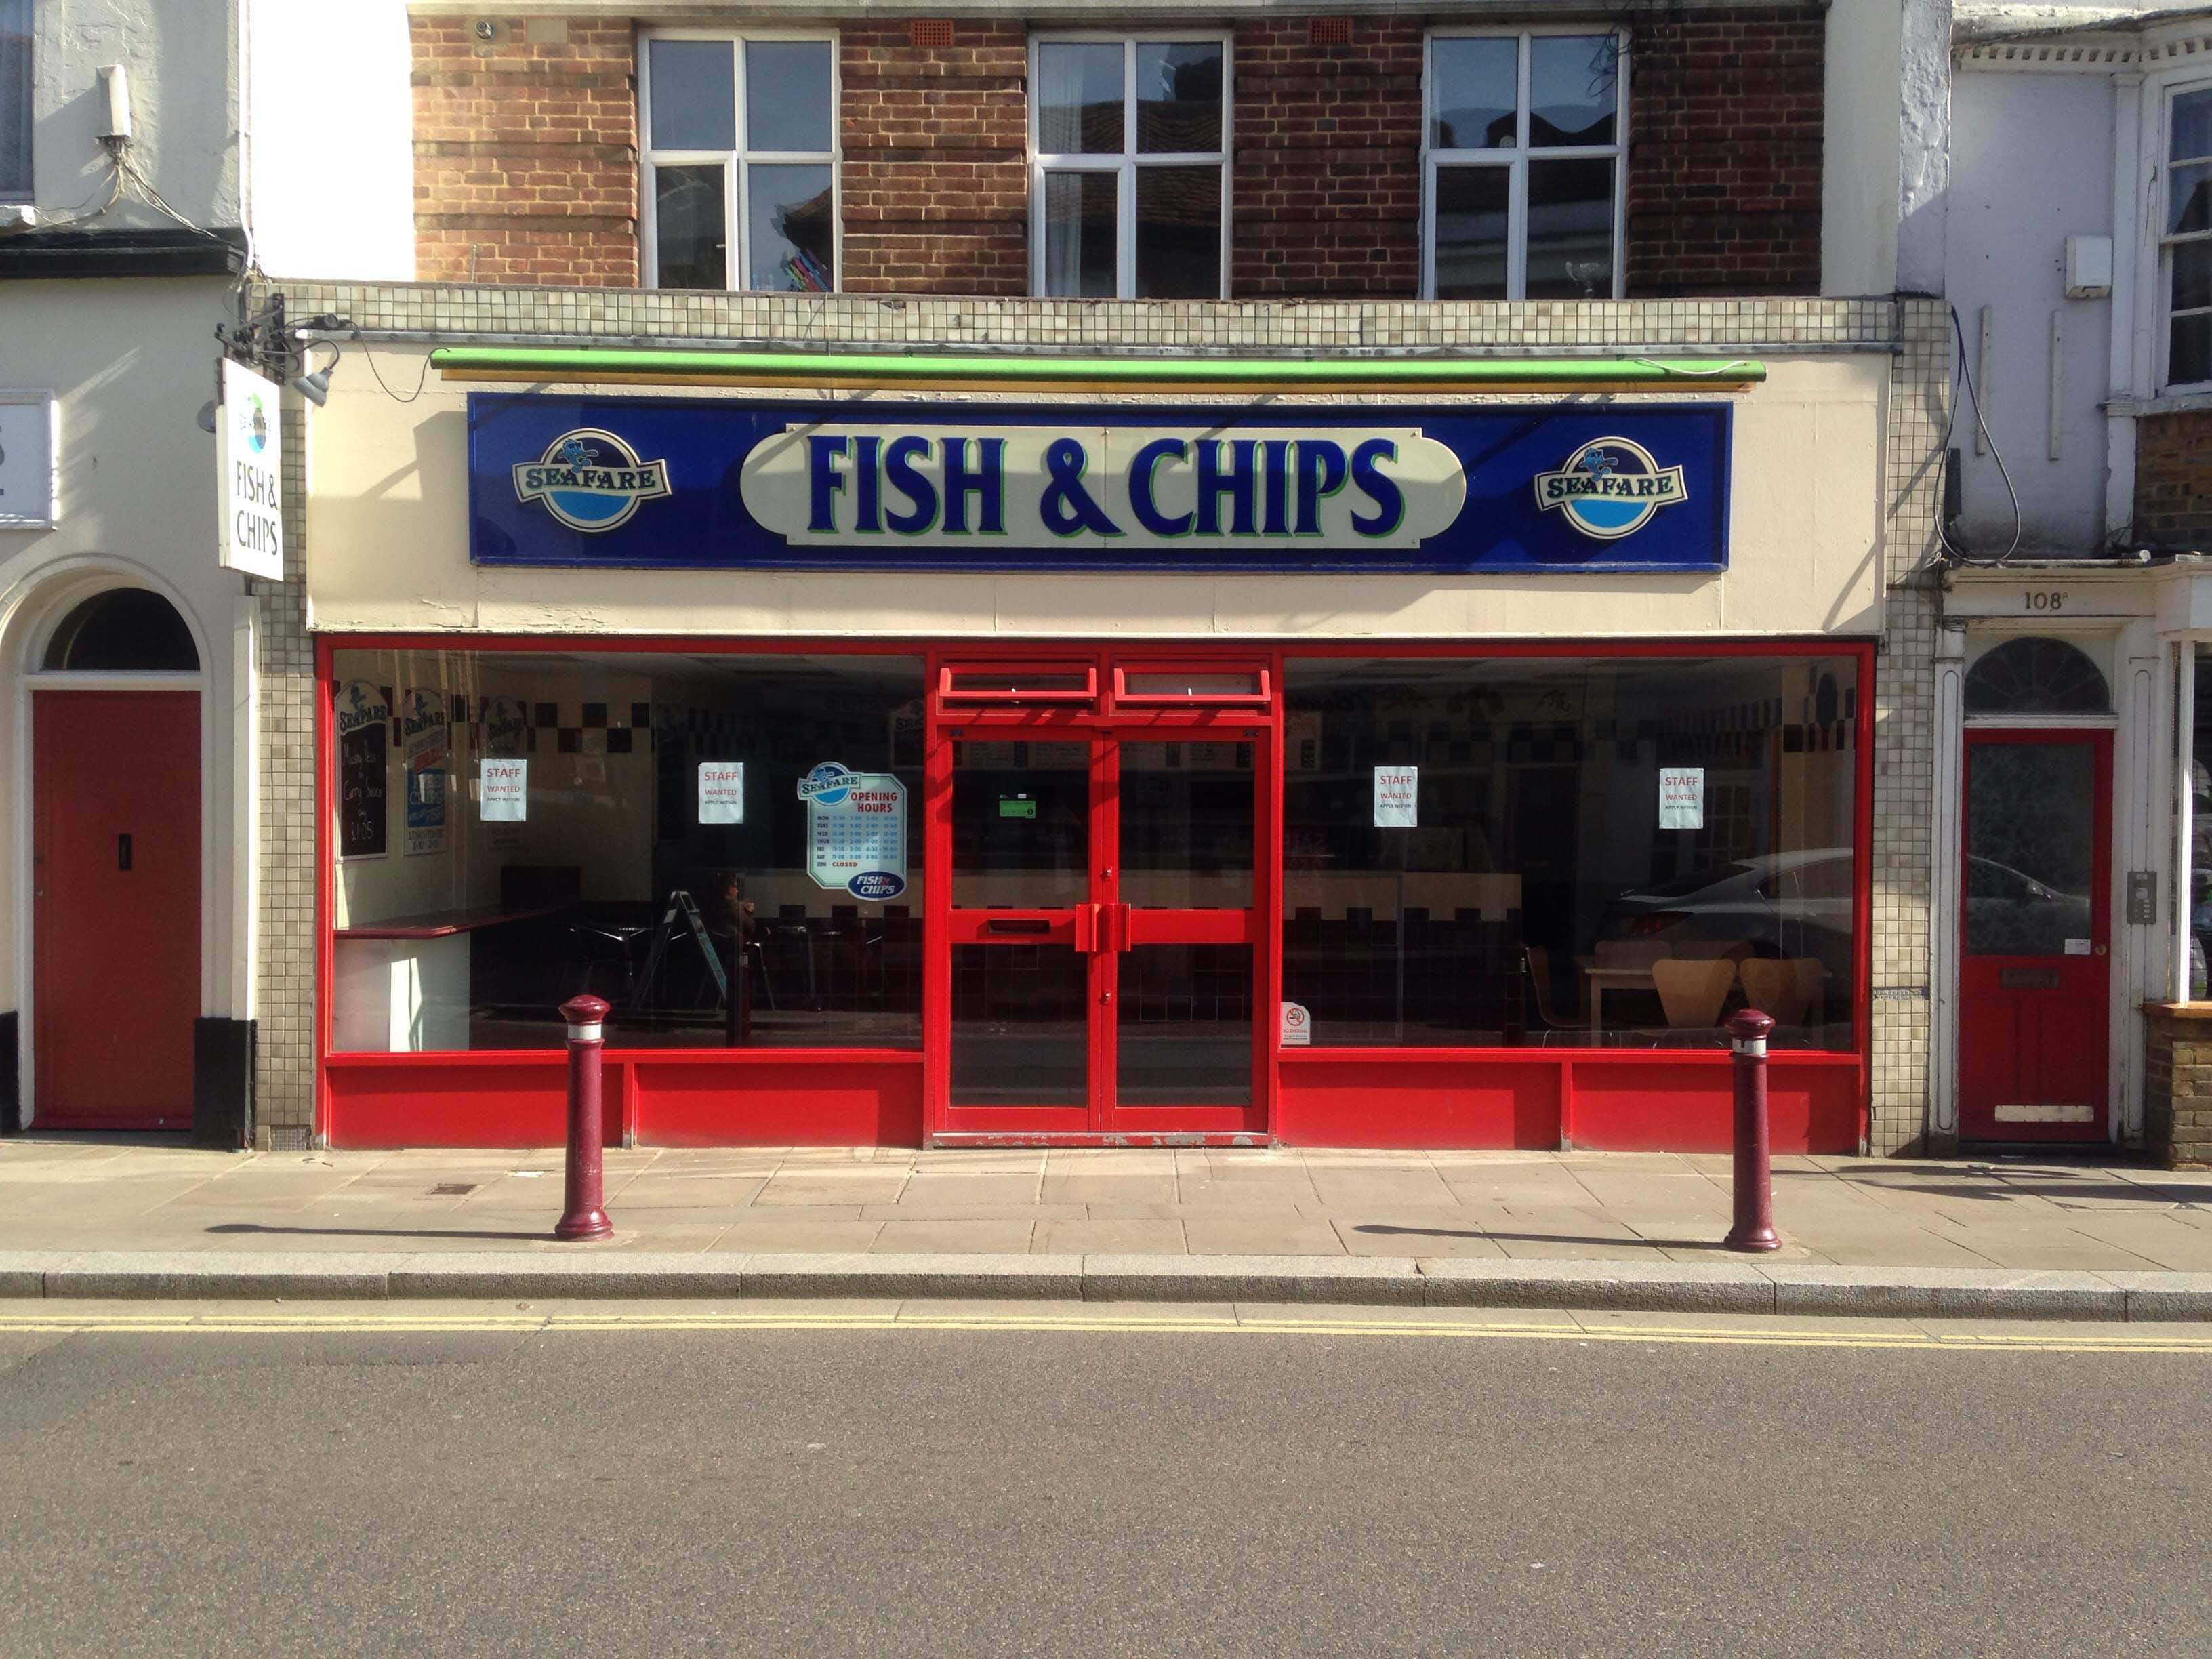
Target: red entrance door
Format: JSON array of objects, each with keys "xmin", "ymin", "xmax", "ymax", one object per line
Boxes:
[
  {"xmin": 1957, "ymin": 729, "xmax": 2110, "ymax": 1141},
  {"xmin": 927, "ymin": 661, "xmax": 1274, "ymax": 1143},
  {"xmin": 32, "ymin": 689, "xmax": 201, "ymax": 1129}
]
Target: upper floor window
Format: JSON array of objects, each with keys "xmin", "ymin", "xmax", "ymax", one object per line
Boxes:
[
  {"xmin": 641, "ymin": 31, "xmax": 837, "ymax": 293},
  {"xmin": 2167, "ymin": 86, "xmax": 2212, "ymax": 388},
  {"xmin": 1031, "ymin": 35, "xmax": 1228, "ymax": 300},
  {"xmin": 1424, "ymin": 30, "xmax": 1624, "ymax": 301},
  {"xmin": 1, "ymin": 0, "xmax": 30, "ymax": 202}
]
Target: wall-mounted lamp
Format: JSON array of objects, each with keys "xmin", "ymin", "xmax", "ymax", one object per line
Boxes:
[{"xmin": 291, "ymin": 340, "xmax": 340, "ymax": 406}]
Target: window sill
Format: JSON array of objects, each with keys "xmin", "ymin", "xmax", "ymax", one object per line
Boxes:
[{"xmin": 2108, "ymin": 389, "xmax": 2212, "ymax": 417}]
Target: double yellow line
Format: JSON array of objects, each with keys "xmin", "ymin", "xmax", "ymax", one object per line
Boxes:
[{"xmin": 1, "ymin": 1309, "xmax": 2208, "ymax": 1354}]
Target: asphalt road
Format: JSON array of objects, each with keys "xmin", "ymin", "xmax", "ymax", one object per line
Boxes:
[{"xmin": 0, "ymin": 1305, "xmax": 2205, "ymax": 1658}]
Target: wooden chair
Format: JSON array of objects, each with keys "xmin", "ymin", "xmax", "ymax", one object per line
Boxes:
[
  {"xmin": 1650, "ymin": 957, "xmax": 1736, "ymax": 1031},
  {"xmin": 1671, "ymin": 939, "xmax": 1752, "ymax": 963},
  {"xmin": 1739, "ymin": 957, "xmax": 1824, "ymax": 1027}
]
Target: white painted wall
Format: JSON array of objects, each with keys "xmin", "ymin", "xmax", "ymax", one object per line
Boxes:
[
  {"xmin": 1824, "ymin": 0, "xmax": 1908, "ymax": 295},
  {"xmin": 1945, "ymin": 67, "xmax": 2118, "ymax": 554},
  {"xmin": 0, "ymin": 281, "xmax": 258, "ymax": 1072},
  {"xmin": 248, "ymin": 0, "xmax": 414, "ymax": 280},
  {"xmin": 24, "ymin": 0, "xmax": 242, "ymax": 230}
]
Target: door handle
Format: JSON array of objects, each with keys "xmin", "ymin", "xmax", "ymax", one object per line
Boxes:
[{"xmin": 117, "ymin": 833, "xmax": 132, "ymax": 872}]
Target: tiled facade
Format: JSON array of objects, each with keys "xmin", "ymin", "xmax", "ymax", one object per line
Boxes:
[
  {"xmin": 1873, "ymin": 300, "xmax": 1949, "ymax": 1156},
  {"xmin": 260, "ymin": 279, "xmax": 1939, "ymax": 1153}
]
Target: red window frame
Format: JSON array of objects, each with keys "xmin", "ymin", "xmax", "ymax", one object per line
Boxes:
[{"xmin": 310, "ymin": 634, "xmax": 1875, "ymax": 1155}]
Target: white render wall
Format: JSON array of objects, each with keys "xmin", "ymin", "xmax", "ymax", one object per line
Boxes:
[
  {"xmin": 22, "ymin": 0, "xmax": 242, "ymax": 230},
  {"xmin": 1945, "ymin": 66, "xmax": 2118, "ymax": 554},
  {"xmin": 0, "ymin": 279, "xmax": 262, "ymax": 1113}
]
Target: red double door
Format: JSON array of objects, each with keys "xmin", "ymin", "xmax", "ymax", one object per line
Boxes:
[
  {"xmin": 926, "ymin": 696, "xmax": 1273, "ymax": 1143},
  {"xmin": 1957, "ymin": 729, "xmax": 2110, "ymax": 1142}
]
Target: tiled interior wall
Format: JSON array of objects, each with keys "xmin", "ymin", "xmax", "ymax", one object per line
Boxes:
[{"xmin": 257, "ymin": 280, "xmax": 1931, "ymax": 1151}]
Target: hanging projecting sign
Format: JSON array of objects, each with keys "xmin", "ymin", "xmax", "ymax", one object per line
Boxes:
[
  {"xmin": 218, "ymin": 359, "xmax": 285, "ymax": 579},
  {"xmin": 468, "ymin": 396, "xmax": 1730, "ymax": 574},
  {"xmin": 800, "ymin": 762, "xmax": 907, "ymax": 899}
]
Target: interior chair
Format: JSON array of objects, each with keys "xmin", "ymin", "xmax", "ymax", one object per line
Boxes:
[
  {"xmin": 1670, "ymin": 939, "xmax": 1753, "ymax": 963},
  {"xmin": 1739, "ymin": 956, "xmax": 1823, "ymax": 1027},
  {"xmin": 1522, "ymin": 943, "xmax": 1575, "ymax": 1045},
  {"xmin": 1650, "ymin": 957, "xmax": 1737, "ymax": 1035}
]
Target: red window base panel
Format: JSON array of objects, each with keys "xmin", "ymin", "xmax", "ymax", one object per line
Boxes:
[{"xmin": 321, "ymin": 1048, "xmax": 1859, "ymax": 1153}]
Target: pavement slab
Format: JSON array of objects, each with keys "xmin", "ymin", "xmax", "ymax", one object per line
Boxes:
[{"xmin": 0, "ymin": 1142, "xmax": 2207, "ymax": 1320}]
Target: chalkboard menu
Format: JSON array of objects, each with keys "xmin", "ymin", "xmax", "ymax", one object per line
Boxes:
[{"xmin": 335, "ymin": 680, "xmax": 391, "ymax": 859}]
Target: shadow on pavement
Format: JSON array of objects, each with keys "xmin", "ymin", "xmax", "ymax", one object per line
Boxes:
[
  {"xmin": 1831, "ymin": 1172, "xmax": 2211, "ymax": 1206},
  {"xmin": 1353, "ymin": 1223, "xmax": 1731, "ymax": 1252},
  {"xmin": 207, "ymin": 1222, "xmax": 551, "ymax": 1244}
]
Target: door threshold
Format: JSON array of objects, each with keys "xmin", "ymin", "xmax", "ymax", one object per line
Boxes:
[{"xmin": 929, "ymin": 1132, "xmax": 1273, "ymax": 1149}]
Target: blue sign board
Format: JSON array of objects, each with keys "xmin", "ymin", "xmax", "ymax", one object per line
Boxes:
[{"xmin": 467, "ymin": 393, "xmax": 1731, "ymax": 575}]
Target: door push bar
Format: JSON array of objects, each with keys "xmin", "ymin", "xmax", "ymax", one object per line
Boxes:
[{"xmin": 1072, "ymin": 902, "xmax": 1133, "ymax": 954}]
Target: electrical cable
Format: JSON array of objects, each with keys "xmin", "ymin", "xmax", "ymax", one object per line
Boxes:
[
  {"xmin": 358, "ymin": 344, "xmax": 434, "ymax": 404},
  {"xmin": 1935, "ymin": 300, "xmax": 2023, "ymax": 567}
]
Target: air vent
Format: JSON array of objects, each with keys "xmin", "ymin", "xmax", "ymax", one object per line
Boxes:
[
  {"xmin": 910, "ymin": 18, "xmax": 954, "ymax": 48},
  {"xmin": 1309, "ymin": 16, "xmax": 1351, "ymax": 46}
]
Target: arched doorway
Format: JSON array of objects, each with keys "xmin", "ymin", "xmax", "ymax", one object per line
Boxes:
[
  {"xmin": 28, "ymin": 587, "xmax": 203, "ymax": 1130},
  {"xmin": 1956, "ymin": 635, "xmax": 2114, "ymax": 1143}
]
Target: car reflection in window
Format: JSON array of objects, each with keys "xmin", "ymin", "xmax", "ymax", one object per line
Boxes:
[
  {"xmin": 1598, "ymin": 850, "xmax": 1854, "ymax": 981},
  {"xmin": 1964, "ymin": 855, "xmax": 2091, "ymax": 957}
]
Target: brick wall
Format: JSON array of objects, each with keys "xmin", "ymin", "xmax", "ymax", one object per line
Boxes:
[
  {"xmin": 1232, "ymin": 19, "xmax": 1423, "ymax": 298},
  {"xmin": 1624, "ymin": 6, "xmax": 1824, "ymax": 298},
  {"xmin": 412, "ymin": 16, "xmax": 639, "ymax": 287},
  {"xmin": 2144, "ymin": 1010, "xmax": 2212, "ymax": 1168},
  {"xmin": 2133, "ymin": 410, "xmax": 2212, "ymax": 548},
  {"xmin": 406, "ymin": 9, "xmax": 1822, "ymax": 301},
  {"xmin": 839, "ymin": 23, "xmax": 1028, "ymax": 295}
]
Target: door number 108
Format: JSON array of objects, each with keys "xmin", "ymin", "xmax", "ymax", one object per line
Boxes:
[{"xmin": 2024, "ymin": 591, "xmax": 2066, "ymax": 611}]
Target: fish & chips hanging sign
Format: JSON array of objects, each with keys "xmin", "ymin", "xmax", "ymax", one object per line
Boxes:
[{"xmin": 467, "ymin": 396, "xmax": 1729, "ymax": 573}]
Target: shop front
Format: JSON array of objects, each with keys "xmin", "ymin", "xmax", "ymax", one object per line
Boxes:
[{"xmin": 306, "ymin": 349, "xmax": 1880, "ymax": 1153}]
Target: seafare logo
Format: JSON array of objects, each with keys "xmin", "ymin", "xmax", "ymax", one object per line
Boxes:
[
  {"xmin": 1532, "ymin": 438, "xmax": 1688, "ymax": 541},
  {"xmin": 513, "ymin": 428, "xmax": 672, "ymax": 532}
]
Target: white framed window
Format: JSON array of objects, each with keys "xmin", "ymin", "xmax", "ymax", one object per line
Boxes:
[
  {"xmin": 1423, "ymin": 29, "xmax": 1626, "ymax": 301},
  {"xmin": 2163, "ymin": 83, "xmax": 2212, "ymax": 388},
  {"xmin": 639, "ymin": 30, "xmax": 839, "ymax": 293},
  {"xmin": 1029, "ymin": 33, "xmax": 1229, "ymax": 300},
  {"xmin": 1, "ymin": 0, "xmax": 30, "ymax": 203}
]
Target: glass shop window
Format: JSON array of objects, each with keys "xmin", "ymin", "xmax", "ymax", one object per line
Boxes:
[
  {"xmin": 329, "ymin": 649, "xmax": 923, "ymax": 1054},
  {"xmin": 642, "ymin": 32, "xmax": 838, "ymax": 292},
  {"xmin": 1032, "ymin": 34, "xmax": 1228, "ymax": 299},
  {"xmin": 1282, "ymin": 655, "xmax": 1862, "ymax": 1052}
]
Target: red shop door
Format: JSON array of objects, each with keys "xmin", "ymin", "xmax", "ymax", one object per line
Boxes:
[
  {"xmin": 1957, "ymin": 729, "xmax": 2110, "ymax": 1141},
  {"xmin": 32, "ymin": 690, "xmax": 201, "ymax": 1129},
  {"xmin": 933, "ymin": 717, "xmax": 1270, "ymax": 1142}
]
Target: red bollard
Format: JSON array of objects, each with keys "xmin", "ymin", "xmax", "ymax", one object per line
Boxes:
[
  {"xmin": 1723, "ymin": 1008, "xmax": 1781, "ymax": 1253},
  {"xmin": 554, "ymin": 994, "xmax": 613, "ymax": 1241}
]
